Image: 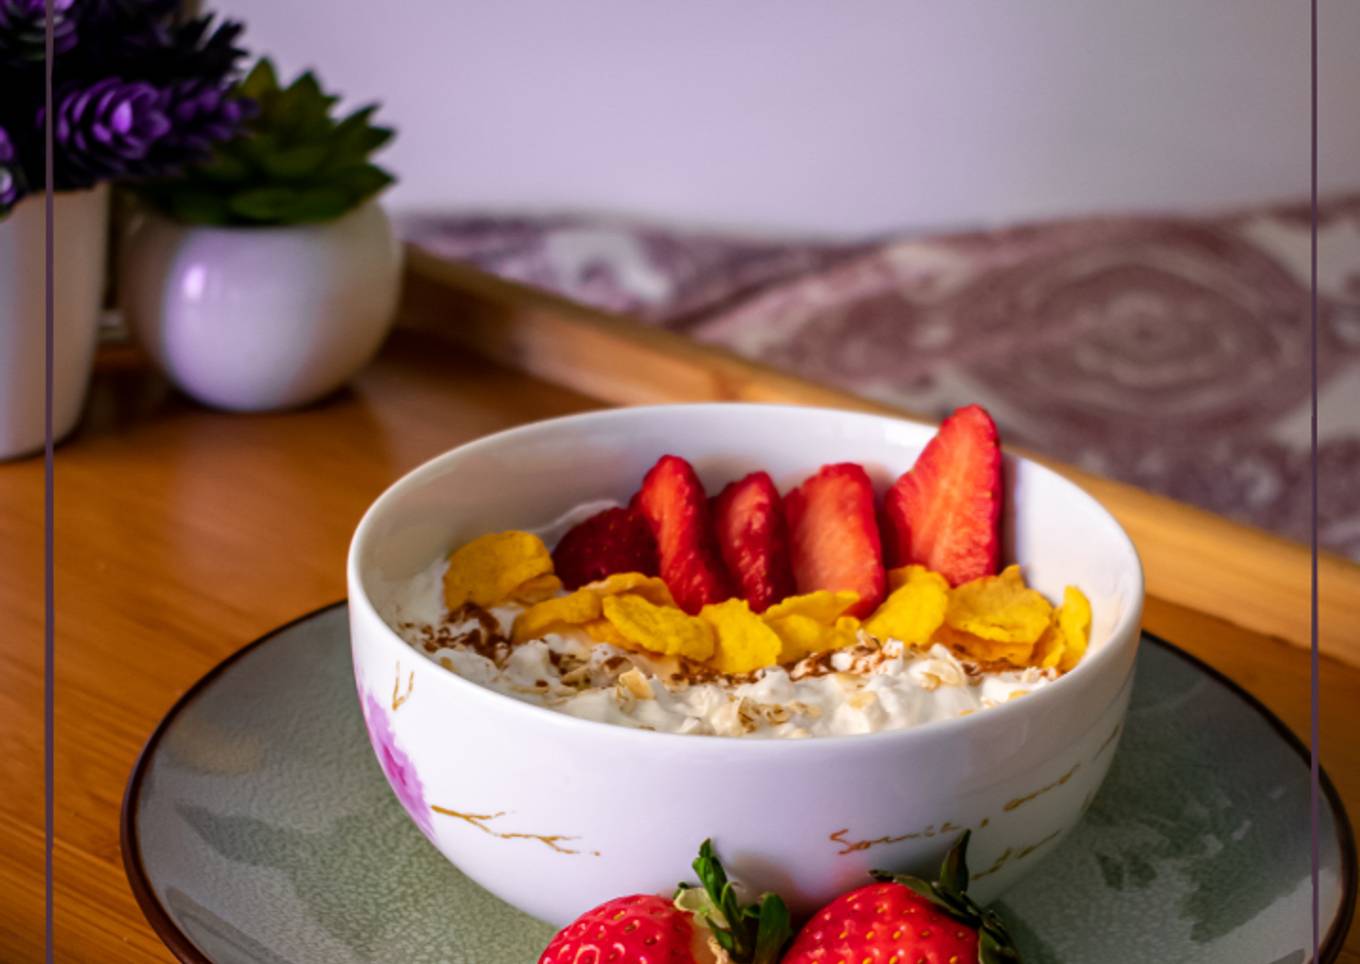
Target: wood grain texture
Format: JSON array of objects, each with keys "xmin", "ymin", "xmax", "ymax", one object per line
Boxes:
[
  {"xmin": 0, "ymin": 329, "xmax": 1353, "ymax": 961},
  {"xmin": 0, "ymin": 334, "xmax": 601, "ymax": 962},
  {"xmin": 399, "ymin": 248, "xmax": 1360, "ymax": 670}
]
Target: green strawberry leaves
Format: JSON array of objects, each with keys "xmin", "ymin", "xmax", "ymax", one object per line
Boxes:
[
  {"xmin": 978, "ymin": 913, "xmax": 1024, "ymax": 964},
  {"xmin": 138, "ymin": 57, "xmax": 396, "ymax": 226},
  {"xmin": 671, "ymin": 833, "xmax": 1020, "ymax": 964},
  {"xmin": 871, "ymin": 830, "xmax": 1023, "ymax": 964},
  {"xmin": 676, "ymin": 839, "xmax": 792, "ymax": 964},
  {"xmin": 751, "ymin": 894, "xmax": 791, "ymax": 964},
  {"xmin": 939, "ymin": 828, "xmax": 970, "ymax": 893}
]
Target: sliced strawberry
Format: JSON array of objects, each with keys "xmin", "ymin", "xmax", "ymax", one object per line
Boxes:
[
  {"xmin": 784, "ymin": 463, "xmax": 885, "ymax": 619},
  {"xmin": 883, "ymin": 404, "xmax": 1002, "ymax": 586},
  {"xmin": 631, "ymin": 455, "xmax": 733, "ymax": 614},
  {"xmin": 551, "ymin": 506, "xmax": 658, "ymax": 590},
  {"xmin": 712, "ymin": 471, "xmax": 796, "ymax": 613}
]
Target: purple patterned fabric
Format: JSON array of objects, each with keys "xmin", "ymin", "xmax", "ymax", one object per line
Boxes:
[
  {"xmin": 360, "ymin": 688, "xmax": 434, "ymax": 840},
  {"xmin": 403, "ymin": 198, "xmax": 1360, "ymax": 559},
  {"xmin": 402, "ymin": 213, "xmax": 865, "ymax": 324}
]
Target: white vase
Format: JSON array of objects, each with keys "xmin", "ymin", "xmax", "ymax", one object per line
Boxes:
[
  {"xmin": 119, "ymin": 202, "xmax": 403, "ymax": 412},
  {"xmin": 0, "ymin": 186, "xmax": 110, "ymax": 459}
]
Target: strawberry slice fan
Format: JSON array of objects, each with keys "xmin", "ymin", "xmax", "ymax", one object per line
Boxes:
[{"xmin": 554, "ymin": 404, "xmax": 1005, "ymax": 626}]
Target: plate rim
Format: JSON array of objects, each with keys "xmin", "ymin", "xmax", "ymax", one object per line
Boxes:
[{"xmin": 119, "ymin": 601, "xmax": 1358, "ymax": 964}]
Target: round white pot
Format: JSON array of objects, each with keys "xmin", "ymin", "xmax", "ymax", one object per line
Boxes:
[
  {"xmin": 0, "ymin": 186, "xmax": 110, "ymax": 459},
  {"xmin": 119, "ymin": 202, "xmax": 403, "ymax": 412}
]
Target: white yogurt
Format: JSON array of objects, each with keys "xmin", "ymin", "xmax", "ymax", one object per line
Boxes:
[{"xmin": 387, "ymin": 557, "xmax": 1057, "ymax": 739}]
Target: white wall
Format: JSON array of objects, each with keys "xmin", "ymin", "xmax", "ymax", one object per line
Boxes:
[{"xmin": 218, "ymin": 0, "xmax": 1359, "ymax": 237}]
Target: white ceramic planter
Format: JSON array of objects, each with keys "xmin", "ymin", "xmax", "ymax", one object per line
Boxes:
[
  {"xmin": 0, "ymin": 186, "xmax": 110, "ymax": 459},
  {"xmin": 119, "ymin": 202, "xmax": 403, "ymax": 412}
]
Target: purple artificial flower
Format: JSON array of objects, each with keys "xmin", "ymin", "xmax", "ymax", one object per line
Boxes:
[
  {"xmin": 0, "ymin": 0, "xmax": 77, "ymax": 64},
  {"xmin": 5, "ymin": 8, "xmax": 250, "ymax": 194},
  {"xmin": 360, "ymin": 688, "xmax": 435, "ymax": 840},
  {"xmin": 99, "ymin": 13, "xmax": 246, "ymax": 88},
  {"xmin": 49, "ymin": 77, "xmax": 172, "ymax": 188},
  {"xmin": 41, "ymin": 75, "xmax": 251, "ymax": 191},
  {"xmin": 144, "ymin": 77, "xmax": 253, "ymax": 165}
]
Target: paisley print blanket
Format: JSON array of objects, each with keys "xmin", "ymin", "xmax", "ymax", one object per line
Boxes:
[{"xmin": 404, "ymin": 198, "xmax": 1360, "ymax": 558}]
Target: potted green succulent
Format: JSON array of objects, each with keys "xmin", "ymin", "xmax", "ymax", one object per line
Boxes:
[{"xmin": 118, "ymin": 59, "xmax": 402, "ymax": 412}]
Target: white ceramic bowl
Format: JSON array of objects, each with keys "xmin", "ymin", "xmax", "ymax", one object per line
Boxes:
[{"xmin": 347, "ymin": 404, "xmax": 1144, "ymax": 926}]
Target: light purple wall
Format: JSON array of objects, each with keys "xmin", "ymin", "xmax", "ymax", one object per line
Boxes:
[{"xmin": 218, "ymin": 0, "xmax": 1359, "ymax": 237}]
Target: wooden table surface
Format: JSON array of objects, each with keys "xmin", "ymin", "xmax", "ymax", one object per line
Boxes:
[{"xmin": 1, "ymin": 327, "xmax": 1357, "ymax": 962}]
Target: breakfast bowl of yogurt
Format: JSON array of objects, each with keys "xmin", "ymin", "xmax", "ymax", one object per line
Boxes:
[{"xmin": 347, "ymin": 403, "xmax": 1143, "ymax": 925}]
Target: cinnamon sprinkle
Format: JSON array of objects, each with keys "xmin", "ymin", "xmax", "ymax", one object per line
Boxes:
[{"xmin": 403, "ymin": 603, "xmax": 513, "ymax": 666}]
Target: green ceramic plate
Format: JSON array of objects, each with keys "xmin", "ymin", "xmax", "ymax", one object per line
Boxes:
[{"xmin": 122, "ymin": 604, "xmax": 1355, "ymax": 963}]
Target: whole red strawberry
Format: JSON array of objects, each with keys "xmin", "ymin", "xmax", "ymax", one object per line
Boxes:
[
  {"xmin": 553, "ymin": 506, "xmax": 659, "ymax": 589},
  {"xmin": 784, "ymin": 832, "xmax": 1021, "ymax": 964},
  {"xmin": 539, "ymin": 841, "xmax": 791, "ymax": 964},
  {"xmin": 538, "ymin": 893, "xmax": 706, "ymax": 964}
]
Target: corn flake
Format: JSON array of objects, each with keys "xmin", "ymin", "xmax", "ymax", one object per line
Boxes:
[
  {"xmin": 701, "ymin": 599, "xmax": 784, "ymax": 675},
  {"xmin": 584, "ymin": 572, "xmax": 676, "ymax": 608},
  {"xmin": 444, "ymin": 531, "xmax": 554, "ymax": 609},
  {"xmin": 887, "ymin": 565, "xmax": 934, "ymax": 592},
  {"xmin": 829, "ymin": 616, "xmax": 862, "ymax": 649},
  {"xmin": 935, "ymin": 624, "xmax": 1035, "ymax": 668},
  {"xmin": 764, "ymin": 614, "xmax": 826, "ymax": 664},
  {"xmin": 512, "ymin": 589, "xmax": 601, "ymax": 644},
  {"xmin": 582, "ymin": 618, "xmax": 634, "ymax": 649},
  {"xmin": 767, "ymin": 613, "xmax": 862, "ymax": 664},
  {"xmin": 506, "ymin": 573, "xmax": 564, "ymax": 604},
  {"xmin": 864, "ymin": 565, "xmax": 950, "ymax": 647},
  {"xmin": 944, "ymin": 565, "xmax": 1053, "ymax": 646},
  {"xmin": 1031, "ymin": 619, "xmax": 1065, "ymax": 670},
  {"xmin": 601, "ymin": 594, "xmax": 714, "ymax": 662},
  {"xmin": 1056, "ymin": 586, "xmax": 1092, "ymax": 672},
  {"xmin": 761, "ymin": 589, "xmax": 862, "ymax": 663},
  {"xmin": 763, "ymin": 590, "xmax": 860, "ymax": 625}
]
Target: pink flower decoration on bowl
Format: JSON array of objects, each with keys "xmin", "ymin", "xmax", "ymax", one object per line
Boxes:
[{"xmin": 360, "ymin": 688, "xmax": 434, "ymax": 840}]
